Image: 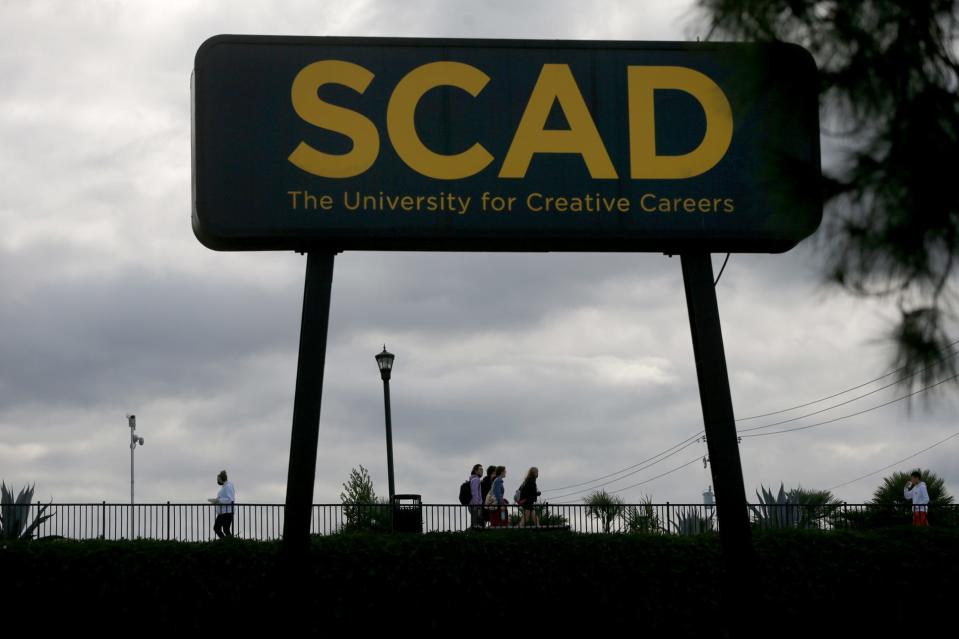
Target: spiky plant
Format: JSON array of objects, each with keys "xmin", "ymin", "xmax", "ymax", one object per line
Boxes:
[
  {"xmin": 670, "ymin": 507, "xmax": 716, "ymax": 536},
  {"xmin": 750, "ymin": 484, "xmax": 843, "ymax": 530},
  {"xmin": 624, "ymin": 494, "xmax": 662, "ymax": 534},
  {"xmin": 749, "ymin": 484, "xmax": 797, "ymax": 529},
  {"xmin": 583, "ymin": 490, "xmax": 626, "ymax": 533},
  {"xmin": 0, "ymin": 483, "xmax": 55, "ymax": 540}
]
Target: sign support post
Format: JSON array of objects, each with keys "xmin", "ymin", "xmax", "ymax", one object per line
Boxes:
[
  {"xmin": 282, "ymin": 251, "xmax": 335, "ymax": 553},
  {"xmin": 680, "ymin": 252, "xmax": 754, "ymax": 573}
]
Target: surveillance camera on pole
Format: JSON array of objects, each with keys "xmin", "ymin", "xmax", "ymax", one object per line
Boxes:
[{"xmin": 127, "ymin": 414, "xmax": 145, "ymax": 539}]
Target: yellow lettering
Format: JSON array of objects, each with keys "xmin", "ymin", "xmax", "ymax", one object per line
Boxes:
[
  {"xmin": 499, "ymin": 64, "xmax": 617, "ymax": 179},
  {"xmin": 527, "ymin": 192, "xmax": 545, "ymax": 211},
  {"xmin": 289, "ymin": 61, "xmax": 380, "ymax": 178},
  {"xmin": 387, "ymin": 62, "xmax": 494, "ymax": 180},
  {"xmin": 628, "ymin": 66, "xmax": 733, "ymax": 179}
]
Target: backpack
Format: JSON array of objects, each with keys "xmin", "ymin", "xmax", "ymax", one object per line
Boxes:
[
  {"xmin": 458, "ymin": 479, "xmax": 472, "ymax": 506},
  {"xmin": 514, "ymin": 485, "xmax": 526, "ymax": 505}
]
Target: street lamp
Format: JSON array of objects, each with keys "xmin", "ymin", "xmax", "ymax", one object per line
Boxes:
[
  {"xmin": 374, "ymin": 346, "xmax": 396, "ymax": 501},
  {"xmin": 127, "ymin": 414, "xmax": 144, "ymax": 539}
]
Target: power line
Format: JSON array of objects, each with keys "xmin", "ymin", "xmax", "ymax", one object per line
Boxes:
[
  {"xmin": 740, "ymin": 373, "xmax": 959, "ymax": 439},
  {"xmin": 542, "ymin": 430, "xmax": 703, "ymax": 493},
  {"xmin": 557, "ymin": 388, "xmax": 955, "ymax": 502},
  {"xmin": 608, "ymin": 455, "xmax": 704, "ymax": 496},
  {"xmin": 827, "ymin": 430, "xmax": 959, "ymax": 492},
  {"xmin": 543, "ymin": 345, "xmax": 957, "ymax": 501},
  {"xmin": 737, "ymin": 358, "xmax": 956, "ymax": 433},
  {"xmin": 544, "ymin": 438, "xmax": 703, "ymax": 501},
  {"xmin": 735, "ymin": 342, "xmax": 959, "ymax": 422},
  {"xmin": 545, "ymin": 363, "xmax": 955, "ymax": 499},
  {"xmin": 713, "ymin": 253, "xmax": 730, "ymax": 286}
]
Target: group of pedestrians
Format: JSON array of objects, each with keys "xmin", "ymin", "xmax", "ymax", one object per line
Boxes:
[{"xmin": 466, "ymin": 464, "xmax": 542, "ymax": 528}]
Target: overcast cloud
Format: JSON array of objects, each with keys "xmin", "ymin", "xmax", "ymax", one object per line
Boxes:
[{"xmin": 1, "ymin": 0, "xmax": 956, "ymax": 511}]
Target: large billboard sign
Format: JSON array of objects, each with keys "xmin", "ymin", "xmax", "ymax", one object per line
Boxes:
[{"xmin": 192, "ymin": 36, "xmax": 820, "ymax": 252}]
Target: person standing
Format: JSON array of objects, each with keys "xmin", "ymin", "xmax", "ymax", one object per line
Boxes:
[
  {"xmin": 469, "ymin": 464, "xmax": 484, "ymax": 528},
  {"xmin": 480, "ymin": 465, "xmax": 496, "ymax": 526},
  {"xmin": 490, "ymin": 466, "xmax": 508, "ymax": 527},
  {"xmin": 209, "ymin": 470, "xmax": 236, "ymax": 538},
  {"xmin": 481, "ymin": 465, "xmax": 496, "ymax": 503},
  {"xmin": 904, "ymin": 470, "xmax": 930, "ymax": 527},
  {"xmin": 518, "ymin": 467, "xmax": 542, "ymax": 527}
]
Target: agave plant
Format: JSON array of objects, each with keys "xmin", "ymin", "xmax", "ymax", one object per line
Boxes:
[
  {"xmin": 750, "ymin": 484, "xmax": 841, "ymax": 530},
  {"xmin": 750, "ymin": 484, "xmax": 800, "ymax": 529},
  {"xmin": 670, "ymin": 507, "xmax": 715, "ymax": 536},
  {"xmin": 0, "ymin": 483, "xmax": 55, "ymax": 540}
]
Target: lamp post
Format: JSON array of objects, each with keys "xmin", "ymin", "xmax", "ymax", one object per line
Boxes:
[
  {"xmin": 127, "ymin": 414, "xmax": 144, "ymax": 538},
  {"xmin": 374, "ymin": 346, "xmax": 396, "ymax": 502}
]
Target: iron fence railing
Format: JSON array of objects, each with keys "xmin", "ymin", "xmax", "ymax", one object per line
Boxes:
[{"xmin": 6, "ymin": 502, "xmax": 957, "ymax": 541}]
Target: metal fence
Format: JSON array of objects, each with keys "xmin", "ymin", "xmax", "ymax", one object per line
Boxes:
[{"xmin": 9, "ymin": 502, "xmax": 958, "ymax": 541}]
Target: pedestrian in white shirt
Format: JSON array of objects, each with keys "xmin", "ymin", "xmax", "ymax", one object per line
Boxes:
[
  {"xmin": 903, "ymin": 470, "xmax": 930, "ymax": 527},
  {"xmin": 209, "ymin": 470, "xmax": 236, "ymax": 538}
]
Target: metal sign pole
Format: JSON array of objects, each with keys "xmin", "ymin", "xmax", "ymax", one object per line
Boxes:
[
  {"xmin": 680, "ymin": 253, "xmax": 754, "ymax": 572},
  {"xmin": 282, "ymin": 251, "xmax": 335, "ymax": 553}
]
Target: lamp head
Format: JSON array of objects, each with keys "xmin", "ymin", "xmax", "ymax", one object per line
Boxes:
[{"xmin": 375, "ymin": 345, "xmax": 395, "ymax": 381}]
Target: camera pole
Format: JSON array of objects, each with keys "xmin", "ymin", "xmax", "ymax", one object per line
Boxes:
[{"xmin": 128, "ymin": 414, "xmax": 143, "ymax": 538}]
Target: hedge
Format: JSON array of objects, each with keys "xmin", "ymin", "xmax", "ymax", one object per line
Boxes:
[{"xmin": 3, "ymin": 527, "xmax": 954, "ymax": 634}]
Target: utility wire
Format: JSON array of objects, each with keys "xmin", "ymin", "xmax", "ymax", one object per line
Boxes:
[
  {"xmin": 827, "ymin": 430, "xmax": 959, "ymax": 492},
  {"xmin": 740, "ymin": 373, "xmax": 959, "ymax": 439},
  {"xmin": 543, "ymin": 344, "xmax": 957, "ymax": 499},
  {"xmin": 736, "ymin": 341, "xmax": 959, "ymax": 422},
  {"xmin": 542, "ymin": 430, "xmax": 703, "ymax": 493},
  {"xmin": 608, "ymin": 456, "xmax": 704, "ymax": 496},
  {"xmin": 545, "ymin": 438, "xmax": 703, "ymax": 501},
  {"xmin": 713, "ymin": 253, "xmax": 731, "ymax": 286},
  {"xmin": 545, "ymin": 366, "xmax": 956, "ymax": 498},
  {"xmin": 737, "ymin": 355, "xmax": 957, "ymax": 433}
]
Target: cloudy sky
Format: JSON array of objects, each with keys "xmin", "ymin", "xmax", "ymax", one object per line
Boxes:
[{"xmin": 1, "ymin": 0, "xmax": 956, "ymax": 511}]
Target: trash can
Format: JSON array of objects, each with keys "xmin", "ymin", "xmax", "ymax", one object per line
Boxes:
[{"xmin": 391, "ymin": 494, "xmax": 423, "ymax": 533}]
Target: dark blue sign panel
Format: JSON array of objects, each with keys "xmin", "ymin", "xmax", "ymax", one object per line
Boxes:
[{"xmin": 192, "ymin": 36, "xmax": 820, "ymax": 252}]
